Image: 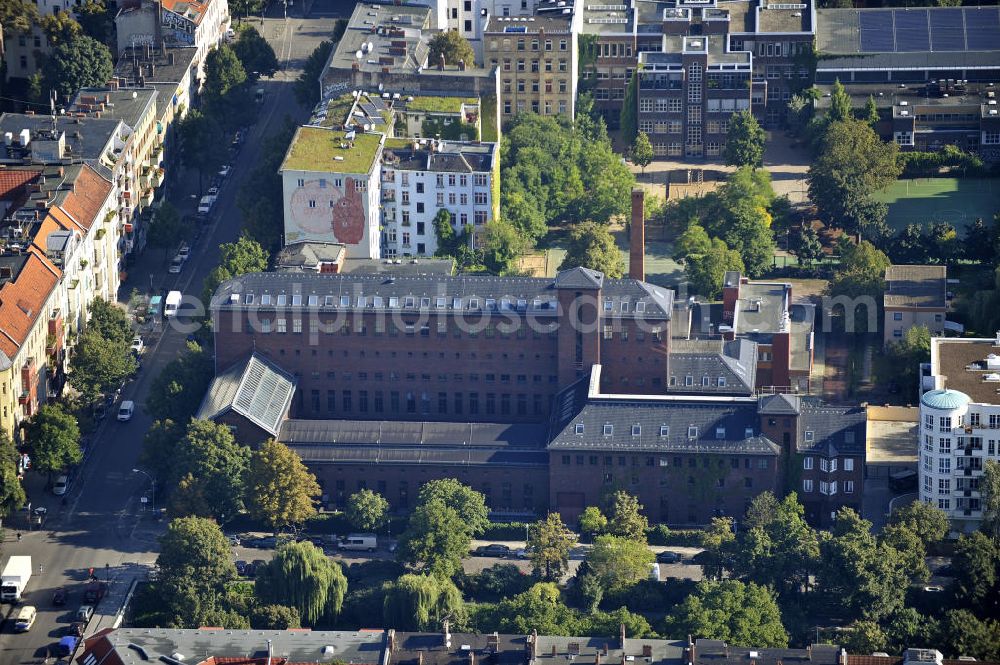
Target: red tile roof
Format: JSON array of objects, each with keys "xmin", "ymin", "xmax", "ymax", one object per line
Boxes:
[
  {"xmin": 0, "ymin": 249, "xmax": 60, "ymax": 360},
  {"xmin": 60, "ymin": 165, "xmax": 112, "ymax": 232},
  {"xmin": 0, "ymin": 168, "xmax": 43, "ymax": 208}
]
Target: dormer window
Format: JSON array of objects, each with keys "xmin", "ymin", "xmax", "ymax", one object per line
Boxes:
[
  {"xmin": 324, "ymin": 295, "xmax": 333, "ymax": 306},
  {"xmin": 660, "ymin": 426, "xmax": 669, "ymax": 437},
  {"xmin": 603, "ymin": 424, "xmax": 614, "ymax": 436},
  {"xmin": 745, "ymin": 427, "xmax": 753, "ymax": 438},
  {"xmin": 805, "ymin": 431, "xmax": 814, "ymax": 441},
  {"xmin": 373, "ymin": 296, "xmax": 384, "ymax": 307},
  {"xmin": 621, "ymin": 301, "xmax": 629, "ymax": 313},
  {"xmin": 470, "ymin": 298, "xmax": 480, "ymax": 309},
  {"xmin": 632, "ymin": 425, "xmax": 641, "ymax": 436},
  {"xmin": 718, "ymin": 376, "xmax": 726, "ymax": 387},
  {"xmin": 404, "ymin": 296, "xmax": 415, "ymax": 308},
  {"xmin": 291, "ymin": 294, "xmax": 302, "ymax": 306},
  {"xmin": 420, "ymin": 297, "xmax": 431, "ymax": 308},
  {"xmin": 358, "ymin": 296, "xmax": 367, "ymax": 307},
  {"xmin": 636, "ymin": 301, "xmax": 646, "ymax": 313},
  {"xmin": 436, "ymin": 297, "xmax": 447, "ymax": 308},
  {"xmin": 261, "ymin": 294, "xmax": 272, "ymax": 306},
  {"xmin": 243, "ymin": 294, "xmax": 254, "ymax": 305},
  {"xmin": 715, "ymin": 427, "xmax": 725, "ymax": 439},
  {"xmin": 844, "ymin": 431, "xmax": 855, "ymax": 444},
  {"xmin": 575, "ymin": 423, "xmax": 585, "ymax": 434},
  {"xmin": 340, "ymin": 295, "xmax": 350, "ymax": 307},
  {"xmin": 702, "ymin": 376, "xmax": 710, "ymax": 386},
  {"xmin": 276, "ymin": 294, "xmax": 287, "ymax": 306},
  {"xmin": 308, "ymin": 295, "xmax": 318, "ymax": 306},
  {"xmin": 604, "ymin": 300, "xmax": 613, "ymax": 311},
  {"xmin": 389, "ymin": 297, "xmax": 399, "ymax": 308},
  {"xmin": 453, "ymin": 298, "xmax": 463, "ymax": 309},
  {"xmin": 687, "ymin": 426, "xmax": 698, "ymax": 439},
  {"xmin": 685, "ymin": 375, "xmax": 693, "ymax": 386}
]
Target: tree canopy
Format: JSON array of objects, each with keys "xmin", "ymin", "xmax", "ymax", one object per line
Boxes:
[
  {"xmin": 256, "ymin": 541, "xmax": 348, "ymax": 626},
  {"xmin": 427, "ymin": 30, "xmax": 475, "ymax": 67},
  {"xmin": 0, "ymin": 431, "xmax": 27, "ymax": 517},
  {"xmin": 724, "ymin": 110, "xmax": 766, "ymax": 168},
  {"xmin": 665, "ymin": 580, "xmax": 789, "ymax": 647},
  {"xmin": 146, "ymin": 341, "xmax": 213, "ymax": 423},
  {"xmin": 558, "ymin": 222, "xmax": 625, "ymax": 278},
  {"xmin": 586, "ymin": 534, "xmax": 655, "ymax": 593},
  {"xmin": 416, "ymin": 478, "xmax": 490, "ymax": 536},
  {"xmin": 399, "ymin": 498, "xmax": 471, "ymax": 578},
  {"xmin": 605, "ymin": 491, "xmax": 649, "ymax": 541},
  {"xmin": 347, "ymin": 489, "xmax": 389, "ymax": 532},
  {"xmin": 382, "ymin": 573, "xmax": 464, "ymax": 630},
  {"xmin": 157, "ymin": 516, "xmax": 237, "ymax": 626},
  {"xmin": 25, "ymin": 404, "xmax": 81, "ymax": 476},
  {"xmin": 43, "ymin": 35, "xmax": 112, "ymax": 99},
  {"xmin": 528, "ymin": 513, "xmax": 576, "ymax": 581},
  {"xmin": 246, "ymin": 439, "xmax": 321, "ymax": 532},
  {"xmin": 169, "ymin": 419, "xmax": 250, "ymax": 522},
  {"xmin": 232, "ymin": 26, "xmax": 278, "ymax": 78}
]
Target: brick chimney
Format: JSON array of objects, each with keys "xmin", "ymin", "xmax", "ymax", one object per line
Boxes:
[{"xmin": 629, "ymin": 188, "xmax": 645, "ymax": 281}]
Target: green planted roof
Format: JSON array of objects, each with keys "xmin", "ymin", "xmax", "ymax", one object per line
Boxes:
[
  {"xmin": 281, "ymin": 127, "xmax": 382, "ymax": 174},
  {"xmin": 407, "ymin": 96, "xmax": 478, "ymax": 113}
]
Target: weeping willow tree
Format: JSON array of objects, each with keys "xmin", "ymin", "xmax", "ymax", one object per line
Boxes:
[
  {"xmin": 255, "ymin": 542, "xmax": 348, "ymax": 626},
  {"xmin": 382, "ymin": 574, "xmax": 465, "ymax": 631}
]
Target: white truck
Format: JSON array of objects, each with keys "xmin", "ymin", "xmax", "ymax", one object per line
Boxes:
[
  {"xmin": 164, "ymin": 290, "xmax": 182, "ymax": 318},
  {"xmin": 338, "ymin": 533, "xmax": 377, "ymax": 552},
  {"xmin": 1, "ymin": 555, "xmax": 32, "ymax": 601}
]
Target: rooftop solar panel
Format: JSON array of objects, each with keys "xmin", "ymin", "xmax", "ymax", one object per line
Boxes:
[
  {"xmin": 895, "ymin": 9, "xmax": 930, "ymax": 52},
  {"xmin": 929, "ymin": 8, "xmax": 965, "ymax": 52},
  {"xmin": 859, "ymin": 10, "xmax": 894, "ymax": 52},
  {"xmin": 370, "ymin": 97, "xmax": 386, "ymax": 110},
  {"xmin": 965, "ymin": 6, "xmax": 1000, "ymax": 50}
]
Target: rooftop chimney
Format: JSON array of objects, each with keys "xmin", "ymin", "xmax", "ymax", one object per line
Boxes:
[{"xmin": 629, "ymin": 188, "xmax": 645, "ymax": 281}]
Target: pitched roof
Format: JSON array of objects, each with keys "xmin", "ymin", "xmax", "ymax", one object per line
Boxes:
[
  {"xmin": 211, "ymin": 271, "xmax": 674, "ymax": 321},
  {"xmin": 758, "ymin": 393, "xmax": 801, "ymax": 415},
  {"xmin": 0, "ymin": 168, "xmax": 43, "ymax": 207},
  {"xmin": 59, "ymin": 165, "xmax": 112, "ymax": 231},
  {"xmin": 799, "ymin": 403, "xmax": 867, "ymax": 456},
  {"xmin": 884, "ymin": 264, "xmax": 947, "ymax": 309},
  {"xmin": 554, "ymin": 266, "xmax": 605, "ymax": 290},
  {"xmin": 0, "ymin": 250, "xmax": 60, "ymax": 360},
  {"xmin": 196, "ymin": 353, "xmax": 297, "ymax": 436},
  {"xmin": 668, "ymin": 338, "xmax": 758, "ymax": 396},
  {"xmin": 547, "ymin": 393, "xmax": 780, "ymax": 455}
]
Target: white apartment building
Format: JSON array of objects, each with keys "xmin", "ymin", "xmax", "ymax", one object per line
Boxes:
[
  {"xmin": 919, "ymin": 335, "xmax": 1000, "ymax": 532},
  {"xmin": 380, "ymin": 139, "xmax": 498, "ymax": 257}
]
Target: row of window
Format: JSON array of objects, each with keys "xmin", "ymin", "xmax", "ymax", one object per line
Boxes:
[
  {"xmin": 561, "ymin": 453, "xmax": 769, "ymax": 470},
  {"xmin": 308, "ymin": 389, "xmax": 550, "ymax": 417},
  {"xmin": 502, "ymin": 100, "xmax": 569, "ymax": 115},
  {"xmin": 255, "ymin": 318, "xmax": 653, "ymax": 339},
  {"xmin": 502, "ymin": 79, "xmax": 569, "ymax": 94},
  {"xmin": 802, "ymin": 456, "xmax": 856, "ymax": 471},
  {"xmin": 306, "ymin": 369, "xmax": 558, "ymax": 384},
  {"xmin": 925, "ymin": 412, "xmax": 1000, "ymax": 431},
  {"xmin": 593, "ymin": 88, "xmax": 626, "ymax": 101},
  {"xmin": 802, "ymin": 479, "xmax": 854, "ymax": 494},
  {"xmin": 576, "ymin": 422, "xmax": 756, "ymax": 440},
  {"xmin": 496, "ymin": 58, "xmax": 569, "ymax": 73},
  {"xmin": 487, "ymin": 38, "xmax": 569, "ymax": 51}
]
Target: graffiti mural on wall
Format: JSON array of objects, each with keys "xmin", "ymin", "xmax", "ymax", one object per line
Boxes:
[
  {"xmin": 287, "ymin": 177, "xmax": 368, "ymax": 247},
  {"xmin": 161, "ymin": 9, "xmax": 196, "ymax": 45}
]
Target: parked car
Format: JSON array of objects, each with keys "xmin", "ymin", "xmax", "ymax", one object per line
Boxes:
[
  {"xmin": 52, "ymin": 587, "xmax": 68, "ymax": 606},
  {"xmin": 53, "ymin": 474, "xmax": 69, "ymax": 496},
  {"xmin": 130, "ymin": 336, "xmax": 144, "ymax": 356},
  {"xmin": 473, "ymin": 544, "xmax": 511, "ymax": 558},
  {"xmin": 64, "ymin": 622, "xmax": 85, "ymax": 638},
  {"xmin": 75, "ymin": 605, "xmax": 94, "ymax": 622},
  {"xmin": 56, "ymin": 636, "xmax": 79, "ymax": 657},
  {"xmin": 14, "ymin": 606, "xmax": 37, "ymax": 632},
  {"xmin": 656, "ymin": 550, "xmax": 681, "ymax": 564},
  {"xmin": 117, "ymin": 400, "xmax": 135, "ymax": 422},
  {"xmin": 923, "ymin": 585, "xmax": 945, "ymax": 593},
  {"xmin": 514, "ymin": 548, "xmax": 529, "ymax": 559},
  {"xmin": 227, "ymin": 534, "xmax": 241, "ymax": 546},
  {"xmin": 168, "ymin": 254, "xmax": 186, "ymax": 274},
  {"xmin": 218, "ymin": 164, "xmax": 232, "ymax": 178},
  {"xmin": 207, "ymin": 186, "xmax": 219, "ymax": 196},
  {"xmin": 235, "ymin": 560, "xmax": 248, "ymax": 576},
  {"xmin": 177, "ymin": 243, "xmax": 190, "ymax": 259},
  {"xmin": 83, "ymin": 581, "xmax": 107, "ymax": 604}
]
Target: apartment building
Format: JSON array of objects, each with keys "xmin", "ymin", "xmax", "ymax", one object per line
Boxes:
[
  {"xmin": 484, "ymin": 8, "xmax": 581, "ymax": 120},
  {"xmin": 279, "ymin": 127, "xmax": 384, "ymax": 259},
  {"xmin": 815, "ymin": 6, "xmax": 1000, "ymax": 159},
  {"xmin": 380, "ymin": 139, "xmax": 498, "ymax": 257},
  {"xmin": 883, "ymin": 265, "xmax": 948, "ymax": 347},
  {"xmin": 919, "ymin": 335, "xmax": 1000, "ymax": 532},
  {"xmin": 321, "ymin": 3, "xmax": 499, "ymax": 140},
  {"xmin": 115, "ymin": 0, "xmax": 230, "ymax": 84}
]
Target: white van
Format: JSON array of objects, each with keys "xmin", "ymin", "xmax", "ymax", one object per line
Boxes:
[
  {"xmin": 338, "ymin": 533, "xmax": 377, "ymax": 552},
  {"xmin": 14, "ymin": 605, "xmax": 37, "ymax": 632},
  {"xmin": 117, "ymin": 400, "xmax": 135, "ymax": 422},
  {"xmin": 164, "ymin": 291, "xmax": 182, "ymax": 318}
]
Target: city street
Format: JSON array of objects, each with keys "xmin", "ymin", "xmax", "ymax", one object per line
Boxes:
[{"xmin": 0, "ymin": 6, "xmax": 337, "ymax": 663}]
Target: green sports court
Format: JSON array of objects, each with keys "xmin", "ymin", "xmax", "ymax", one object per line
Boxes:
[{"xmin": 872, "ymin": 178, "xmax": 1000, "ymax": 232}]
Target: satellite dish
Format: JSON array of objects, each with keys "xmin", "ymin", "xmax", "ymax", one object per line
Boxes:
[{"xmin": 355, "ymin": 50, "xmax": 363, "ymax": 59}]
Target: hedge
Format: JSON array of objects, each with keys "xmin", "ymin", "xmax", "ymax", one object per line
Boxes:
[
  {"xmin": 646, "ymin": 524, "xmax": 704, "ymax": 547},
  {"xmin": 481, "ymin": 521, "xmax": 531, "ymax": 540}
]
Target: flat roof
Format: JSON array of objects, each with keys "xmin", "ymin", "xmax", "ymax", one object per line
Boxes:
[
  {"xmin": 581, "ymin": 1, "xmax": 635, "ymax": 37},
  {"xmin": 930, "ymin": 337, "xmax": 1000, "ymax": 404},
  {"xmin": 486, "ymin": 14, "xmax": 574, "ymax": 33},
  {"xmin": 280, "ymin": 126, "xmax": 383, "ymax": 174},
  {"xmin": 70, "ymin": 88, "xmax": 157, "ymax": 129},
  {"xmin": 884, "ymin": 265, "xmax": 947, "ymax": 309},
  {"xmin": 753, "ymin": 1, "xmax": 811, "ymax": 34},
  {"xmin": 406, "ymin": 96, "xmax": 478, "ymax": 113},
  {"xmin": 866, "ymin": 406, "xmax": 918, "ymax": 465}
]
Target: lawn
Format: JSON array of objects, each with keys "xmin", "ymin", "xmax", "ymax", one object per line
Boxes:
[{"xmin": 872, "ymin": 178, "xmax": 1000, "ymax": 232}]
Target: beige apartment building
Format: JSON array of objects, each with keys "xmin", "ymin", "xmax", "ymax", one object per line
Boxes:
[
  {"xmin": 884, "ymin": 265, "xmax": 949, "ymax": 347},
  {"xmin": 484, "ymin": 11, "xmax": 579, "ymax": 120}
]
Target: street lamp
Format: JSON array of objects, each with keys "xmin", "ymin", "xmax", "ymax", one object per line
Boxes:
[{"xmin": 132, "ymin": 468, "xmax": 155, "ymax": 513}]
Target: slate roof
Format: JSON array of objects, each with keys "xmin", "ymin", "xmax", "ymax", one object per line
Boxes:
[
  {"xmin": 884, "ymin": 265, "xmax": 947, "ymax": 309},
  {"xmin": 798, "ymin": 403, "xmax": 867, "ymax": 457},
  {"xmin": 211, "ymin": 270, "xmax": 674, "ymax": 320},
  {"xmin": 196, "ymin": 353, "xmax": 297, "ymax": 436},
  {"xmin": 382, "ymin": 141, "xmax": 497, "ymax": 173},
  {"xmin": 0, "ymin": 114, "xmax": 125, "ymax": 164},
  {"xmin": 391, "ymin": 633, "xmax": 526, "ymax": 665},
  {"xmin": 668, "ymin": 339, "xmax": 758, "ymax": 396},
  {"xmin": 279, "ymin": 420, "xmax": 549, "ymax": 467},
  {"xmin": 758, "ymin": 393, "xmax": 801, "ymax": 415},
  {"xmin": 693, "ymin": 641, "xmax": 841, "ymax": 665},
  {"xmin": 547, "ymin": 396, "xmax": 780, "ymax": 455},
  {"xmin": 70, "ymin": 88, "xmax": 158, "ymax": 130},
  {"xmin": 77, "ymin": 628, "xmax": 386, "ymax": 665},
  {"xmin": 275, "ymin": 241, "xmax": 346, "ymax": 272},
  {"xmin": 531, "ymin": 637, "xmax": 686, "ymax": 665}
]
